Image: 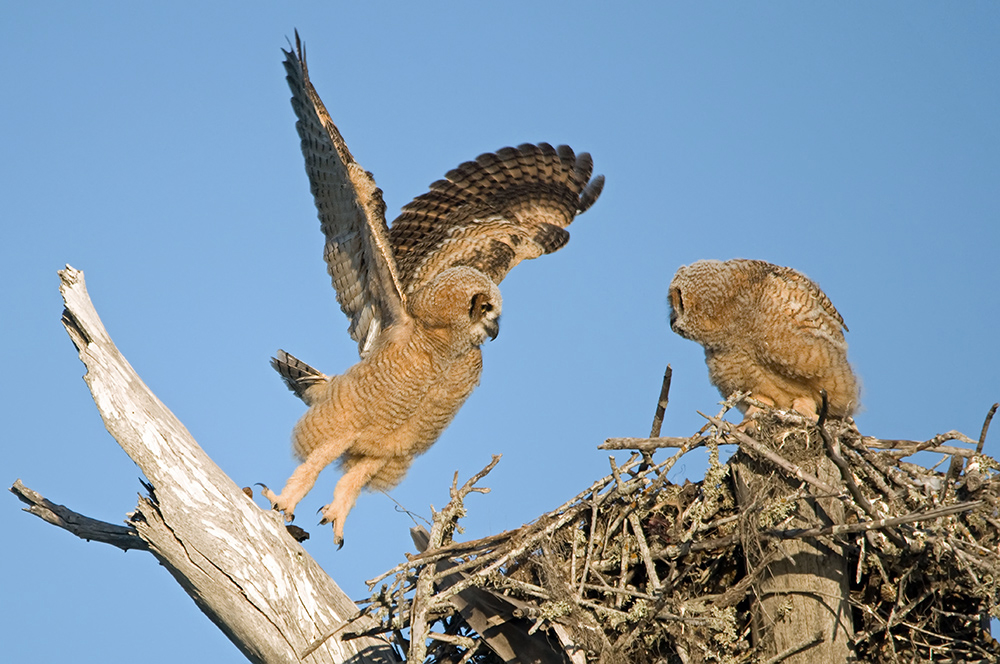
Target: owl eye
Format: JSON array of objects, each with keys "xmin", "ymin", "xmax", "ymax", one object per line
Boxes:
[
  {"xmin": 469, "ymin": 293, "xmax": 491, "ymax": 319},
  {"xmin": 670, "ymin": 288, "xmax": 684, "ymax": 314}
]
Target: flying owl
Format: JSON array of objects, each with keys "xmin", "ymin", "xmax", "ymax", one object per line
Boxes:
[
  {"xmin": 668, "ymin": 259, "xmax": 859, "ymax": 422},
  {"xmin": 262, "ymin": 37, "xmax": 604, "ymax": 546}
]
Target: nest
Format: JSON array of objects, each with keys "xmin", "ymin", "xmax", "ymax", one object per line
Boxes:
[{"xmin": 341, "ymin": 395, "xmax": 1000, "ymax": 663}]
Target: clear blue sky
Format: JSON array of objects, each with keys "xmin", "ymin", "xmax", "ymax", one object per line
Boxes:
[{"xmin": 3, "ymin": 4, "xmax": 998, "ymax": 661}]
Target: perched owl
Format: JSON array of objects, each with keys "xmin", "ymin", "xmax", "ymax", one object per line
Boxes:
[
  {"xmin": 262, "ymin": 37, "xmax": 604, "ymax": 546},
  {"xmin": 668, "ymin": 259, "xmax": 859, "ymax": 422}
]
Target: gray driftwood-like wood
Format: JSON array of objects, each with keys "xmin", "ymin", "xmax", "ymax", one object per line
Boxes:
[
  {"xmin": 15, "ymin": 266, "xmax": 398, "ymax": 664},
  {"xmin": 732, "ymin": 424, "xmax": 855, "ymax": 663}
]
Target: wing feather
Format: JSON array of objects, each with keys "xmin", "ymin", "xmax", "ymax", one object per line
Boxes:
[
  {"xmin": 283, "ymin": 35, "xmax": 406, "ymax": 356},
  {"xmin": 389, "ymin": 142, "xmax": 605, "ymax": 292}
]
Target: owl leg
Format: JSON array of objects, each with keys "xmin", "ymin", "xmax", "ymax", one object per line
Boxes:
[
  {"xmin": 261, "ymin": 438, "xmax": 352, "ymax": 522},
  {"xmin": 736, "ymin": 395, "xmax": 776, "ymax": 433},
  {"xmin": 319, "ymin": 456, "xmax": 389, "ymax": 548},
  {"xmin": 791, "ymin": 396, "xmax": 820, "ymax": 421}
]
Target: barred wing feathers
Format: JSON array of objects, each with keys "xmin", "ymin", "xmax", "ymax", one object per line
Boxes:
[
  {"xmin": 283, "ymin": 36, "xmax": 406, "ymax": 356},
  {"xmin": 389, "ymin": 143, "xmax": 605, "ymax": 294}
]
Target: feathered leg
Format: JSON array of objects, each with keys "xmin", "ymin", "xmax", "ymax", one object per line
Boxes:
[{"xmin": 320, "ymin": 456, "xmax": 389, "ymax": 547}]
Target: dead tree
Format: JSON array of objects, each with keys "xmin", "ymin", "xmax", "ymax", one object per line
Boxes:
[{"xmin": 11, "ymin": 266, "xmax": 398, "ymax": 664}]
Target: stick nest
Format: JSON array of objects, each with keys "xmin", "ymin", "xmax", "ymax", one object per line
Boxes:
[{"xmin": 343, "ymin": 398, "xmax": 1000, "ymax": 663}]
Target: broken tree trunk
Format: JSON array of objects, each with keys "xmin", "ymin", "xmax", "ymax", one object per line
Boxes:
[
  {"xmin": 12, "ymin": 266, "xmax": 398, "ymax": 664},
  {"xmin": 733, "ymin": 418, "xmax": 854, "ymax": 664}
]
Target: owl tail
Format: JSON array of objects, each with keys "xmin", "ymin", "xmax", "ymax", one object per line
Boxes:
[{"xmin": 271, "ymin": 349, "xmax": 329, "ymax": 406}]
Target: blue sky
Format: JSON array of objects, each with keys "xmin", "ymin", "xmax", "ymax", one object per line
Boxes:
[{"xmin": 3, "ymin": 4, "xmax": 998, "ymax": 661}]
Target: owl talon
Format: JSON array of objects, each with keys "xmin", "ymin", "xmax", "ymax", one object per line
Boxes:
[
  {"xmin": 317, "ymin": 514, "xmax": 345, "ymax": 548},
  {"xmin": 318, "ymin": 503, "xmax": 348, "ymax": 547},
  {"xmin": 257, "ymin": 483, "xmax": 297, "ymax": 523}
]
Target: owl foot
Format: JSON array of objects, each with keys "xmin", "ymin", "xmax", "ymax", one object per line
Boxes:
[
  {"xmin": 736, "ymin": 404, "xmax": 766, "ymax": 435},
  {"xmin": 257, "ymin": 483, "xmax": 298, "ymax": 523},
  {"xmin": 318, "ymin": 503, "xmax": 347, "ymax": 549},
  {"xmin": 791, "ymin": 397, "xmax": 821, "ymax": 422}
]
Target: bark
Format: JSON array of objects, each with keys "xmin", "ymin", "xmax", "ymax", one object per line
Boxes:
[{"xmin": 13, "ymin": 266, "xmax": 398, "ymax": 664}]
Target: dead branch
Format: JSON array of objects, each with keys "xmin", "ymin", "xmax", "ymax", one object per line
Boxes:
[
  {"xmin": 10, "ymin": 479, "xmax": 148, "ymax": 551},
  {"xmin": 649, "ymin": 364, "xmax": 673, "ymax": 438},
  {"xmin": 17, "ymin": 266, "xmax": 396, "ymax": 664},
  {"xmin": 977, "ymin": 403, "xmax": 998, "ymax": 455}
]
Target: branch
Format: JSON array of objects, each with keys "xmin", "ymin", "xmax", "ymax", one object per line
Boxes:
[
  {"xmin": 977, "ymin": 403, "xmax": 998, "ymax": 455},
  {"xmin": 19, "ymin": 266, "xmax": 397, "ymax": 664},
  {"xmin": 649, "ymin": 364, "xmax": 672, "ymax": 438},
  {"xmin": 10, "ymin": 479, "xmax": 147, "ymax": 551},
  {"xmin": 599, "ymin": 435, "xmax": 708, "ymax": 452}
]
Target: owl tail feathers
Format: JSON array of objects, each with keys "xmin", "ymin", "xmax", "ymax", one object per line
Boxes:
[{"xmin": 272, "ymin": 349, "xmax": 329, "ymax": 405}]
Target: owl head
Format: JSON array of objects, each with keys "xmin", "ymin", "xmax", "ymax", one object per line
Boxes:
[
  {"xmin": 667, "ymin": 259, "xmax": 743, "ymax": 346},
  {"xmin": 409, "ymin": 266, "xmax": 502, "ymax": 348}
]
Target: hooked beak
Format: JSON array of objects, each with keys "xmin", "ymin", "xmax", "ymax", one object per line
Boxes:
[{"xmin": 484, "ymin": 317, "xmax": 500, "ymax": 341}]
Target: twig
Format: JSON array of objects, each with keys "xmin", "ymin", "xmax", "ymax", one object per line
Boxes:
[
  {"xmin": 650, "ymin": 364, "xmax": 673, "ymax": 438},
  {"xmin": 421, "ymin": 455, "xmax": 667, "ymax": 594},
  {"xmin": 939, "ymin": 454, "xmax": 965, "ymax": 503},
  {"xmin": 977, "ymin": 403, "xmax": 998, "ymax": 455},
  {"xmin": 817, "ymin": 410, "xmax": 908, "ymax": 549},
  {"xmin": 816, "ymin": 389, "xmax": 830, "ymax": 429},
  {"xmin": 581, "ymin": 583, "xmax": 659, "ymax": 602},
  {"xmin": 408, "ymin": 456, "xmax": 501, "ymax": 662},
  {"xmin": 599, "ymin": 435, "xmax": 712, "ymax": 451},
  {"xmin": 773, "ymin": 501, "xmax": 980, "ymax": 541},
  {"xmin": 883, "ymin": 431, "xmax": 978, "ymax": 458},
  {"xmin": 649, "ymin": 502, "xmax": 982, "ymax": 559},
  {"xmin": 577, "ymin": 496, "xmax": 600, "ymax": 595},
  {"xmin": 758, "ymin": 631, "xmax": 825, "ymax": 664},
  {"xmin": 861, "ymin": 440, "xmax": 982, "ymax": 458},
  {"xmin": 855, "ymin": 588, "xmax": 935, "ymax": 644}
]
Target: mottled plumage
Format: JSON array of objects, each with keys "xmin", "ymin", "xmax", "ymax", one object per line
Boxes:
[
  {"xmin": 263, "ymin": 36, "xmax": 603, "ymax": 545},
  {"xmin": 668, "ymin": 259, "xmax": 859, "ymax": 421}
]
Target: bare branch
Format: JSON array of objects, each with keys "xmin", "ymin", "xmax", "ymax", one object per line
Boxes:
[
  {"xmin": 10, "ymin": 479, "xmax": 147, "ymax": 552},
  {"xmin": 599, "ymin": 435, "xmax": 709, "ymax": 451},
  {"xmin": 649, "ymin": 363, "xmax": 672, "ymax": 438},
  {"xmin": 977, "ymin": 403, "xmax": 998, "ymax": 455}
]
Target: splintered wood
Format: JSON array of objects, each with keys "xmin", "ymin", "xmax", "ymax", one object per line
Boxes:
[{"xmin": 343, "ymin": 398, "xmax": 1000, "ymax": 664}]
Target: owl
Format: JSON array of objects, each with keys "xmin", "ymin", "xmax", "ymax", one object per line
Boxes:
[
  {"xmin": 261, "ymin": 36, "xmax": 604, "ymax": 546},
  {"xmin": 668, "ymin": 259, "xmax": 859, "ymax": 422}
]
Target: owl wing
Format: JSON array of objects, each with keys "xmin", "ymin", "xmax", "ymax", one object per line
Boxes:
[
  {"xmin": 388, "ymin": 143, "xmax": 605, "ymax": 294},
  {"xmin": 755, "ymin": 263, "xmax": 849, "ymax": 378},
  {"xmin": 283, "ymin": 35, "xmax": 407, "ymax": 357}
]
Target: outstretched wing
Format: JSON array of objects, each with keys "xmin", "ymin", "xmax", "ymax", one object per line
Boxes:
[
  {"xmin": 389, "ymin": 143, "xmax": 605, "ymax": 294},
  {"xmin": 283, "ymin": 35, "xmax": 406, "ymax": 356}
]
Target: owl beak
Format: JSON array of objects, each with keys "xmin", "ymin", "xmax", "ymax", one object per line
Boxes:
[{"xmin": 484, "ymin": 317, "xmax": 500, "ymax": 341}]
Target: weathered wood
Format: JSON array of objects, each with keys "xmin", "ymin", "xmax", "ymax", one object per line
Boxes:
[
  {"xmin": 10, "ymin": 479, "xmax": 148, "ymax": 551},
  {"xmin": 733, "ymin": 421, "xmax": 856, "ymax": 664},
  {"xmin": 29, "ymin": 266, "xmax": 399, "ymax": 664}
]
